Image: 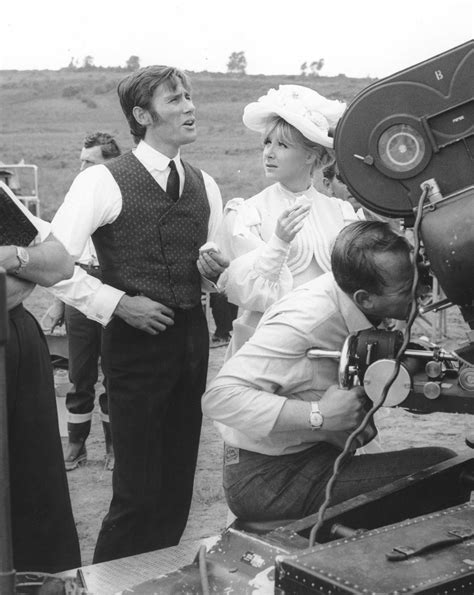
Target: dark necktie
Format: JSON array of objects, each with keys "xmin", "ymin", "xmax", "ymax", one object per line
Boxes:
[{"xmin": 166, "ymin": 160, "xmax": 180, "ymax": 202}]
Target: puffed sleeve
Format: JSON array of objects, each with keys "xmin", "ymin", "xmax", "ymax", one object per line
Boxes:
[{"xmin": 218, "ymin": 198, "xmax": 294, "ymax": 313}]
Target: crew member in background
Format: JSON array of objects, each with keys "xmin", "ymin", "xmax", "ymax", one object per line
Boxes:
[
  {"xmin": 322, "ymin": 161, "xmax": 401, "ymax": 230},
  {"xmin": 42, "ymin": 132, "xmax": 121, "ymax": 471},
  {"xmin": 322, "ymin": 160, "xmax": 363, "ymax": 213},
  {"xmin": 49, "ymin": 65, "xmax": 228, "ymax": 563},
  {"xmin": 0, "ymin": 181, "xmax": 81, "ymax": 572},
  {"xmin": 209, "ymin": 292, "xmax": 238, "ymax": 347}
]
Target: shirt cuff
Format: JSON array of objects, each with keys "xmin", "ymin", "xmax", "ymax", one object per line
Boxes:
[
  {"xmin": 87, "ymin": 285, "xmax": 125, "ymax": 325},
  {"xmin": 201, "ymin": 275, "xmax": 219, "ymax": 293},
  {"xmin": 267, "ymin": 233, "xmax": 291, "ymax": 252}
]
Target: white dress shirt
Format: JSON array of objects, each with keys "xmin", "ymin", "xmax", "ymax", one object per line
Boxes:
[
  {"xmin": 76, "ymin": 238, "xmax": 99, "ymax": 267},
  {"xmin": 202, "ymin": 273, "xmax": 374, "ymax": 456},
  {"xmin": 50, "ymin": 141, "xmax": 223, "ymax": 324}
]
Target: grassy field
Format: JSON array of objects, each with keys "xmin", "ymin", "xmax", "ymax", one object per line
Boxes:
[{"xmin": 0, "ymin": 68, "xmax": 374, "ymax": 219}]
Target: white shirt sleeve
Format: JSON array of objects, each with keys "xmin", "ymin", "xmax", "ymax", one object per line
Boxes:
[
  {"xmin": 201, "ymin": 170, "xmax": 224, "ymax": 293},
  {"xmin": 49, "ymin": 165, "xmax": 125, "ymax": 324},
  {"xmin": 52, "ymin": 165, "xmax": 121, "ymax": 259},
  {"xmin": 202, "ymin": 319, "xmax": 295, "ymax": 437},
  {"xmin": 51, "ymin": 265, "xmax": 124, "ymax": 324},
  {"xmin": 217, "ymin": 199, "xmax": 293, "ymax": 312},
  {"xmin": 202, "ymin": 171, "xmax": 223, "ymax": 242}
]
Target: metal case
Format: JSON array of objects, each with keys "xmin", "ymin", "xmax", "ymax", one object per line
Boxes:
[{"xmin": 276, "ymin": 503, "xmax": 474, "ymax": 594}]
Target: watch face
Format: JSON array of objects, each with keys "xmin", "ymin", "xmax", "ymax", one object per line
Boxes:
[{"xmin": 310, "ymin": 411, "xmax": 323, "ymax": 429}]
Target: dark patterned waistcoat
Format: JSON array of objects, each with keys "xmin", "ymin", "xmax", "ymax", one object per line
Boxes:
[{"xmin": 92, "ymin": 152, "xmax": 210, "ymax": 309}]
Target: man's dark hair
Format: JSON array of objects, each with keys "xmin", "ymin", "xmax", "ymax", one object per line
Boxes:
[
  {"xmin": 331, "ymin": 220, "xmax": 411, "ymax": 295},
  {"xmin": 117, "ymin": 65, "xmax": 191, "ymax": 143},
  {"xmin": 83, "ymin": 132, "xmax": 121, "ymax": 159},
  {"xmin": 322, "ymin": 161, "xmax": 336, "ymax": 181}
]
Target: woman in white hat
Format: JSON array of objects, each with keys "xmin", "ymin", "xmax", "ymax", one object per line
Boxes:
[{"xmin": 218, "ymin": 84, "xmax": 361, "ymax": 357}]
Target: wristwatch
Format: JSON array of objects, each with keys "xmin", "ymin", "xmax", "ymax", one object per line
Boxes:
[
  {"xmin": 309, "ymin": 401, "xmax": 324, "ymax": 430},
  {"xmin": 13, "ymin": 246, "xmax": 30, "ymax": 274}
]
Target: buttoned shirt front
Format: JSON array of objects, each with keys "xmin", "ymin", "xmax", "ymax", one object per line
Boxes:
[
  {"xmin": 50, "ymin": 141, "xmax": 223, "ymax": 324},
  {"xmin": 202, "ymin": 273, "xmax": 375, "ymax": 456}
]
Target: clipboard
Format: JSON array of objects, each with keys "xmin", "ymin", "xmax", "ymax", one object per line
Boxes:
[{"xmin": 0, "ymin": 184, "xmax": 38, "ymax": 247}]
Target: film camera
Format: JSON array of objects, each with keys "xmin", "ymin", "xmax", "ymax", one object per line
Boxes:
[
  {"xmin": 335, "ymin": 39, "xmax": 474, "ymax": 331},
  {"xmin": 309, "ymin": 40, "xmax": 474, "ymax": 417}
]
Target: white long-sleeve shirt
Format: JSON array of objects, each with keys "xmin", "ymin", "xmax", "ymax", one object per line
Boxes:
[
  {"xmin": 203, "ymin": 273, "xmax": 374, "ymax": 455},
  {"xmin": 50, "ymin": 141, "xmax": 223, "ymax": 325},
  {"xmin": 217, "ymin": 183, "xmax": 360, "ymax": 355}
]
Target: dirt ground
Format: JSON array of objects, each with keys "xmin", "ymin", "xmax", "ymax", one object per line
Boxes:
[{"xmin": 25, "ymin": 288, "xmax": 474, "ymax": 567}]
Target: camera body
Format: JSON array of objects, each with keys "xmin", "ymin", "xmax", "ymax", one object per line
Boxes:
[{"xmin": 334, "ymin": 40, "xmax": 473, "ymax": 220}]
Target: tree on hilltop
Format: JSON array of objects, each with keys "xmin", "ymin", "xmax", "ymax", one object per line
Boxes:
[
  {"xmin": 67, "ymin": 57, "xmax": 79, "ymax": 70},
  {"xmin": 126, "ymin": 55, "xmax": 141, "ymax": 71},
  {"xmin": 82, "ymin": 55, "xmax": 95, "ymax": 70},
  {"xmin": 299, "ymin": 58, "xmax": 325, "ymax": 76},
  {"xmin": 309, "ymin": 58, "xmax": 324, "ymax": 76},
  {"xmin": 227, "ymin": 51, "xmax": 247, "ymax": 75}
]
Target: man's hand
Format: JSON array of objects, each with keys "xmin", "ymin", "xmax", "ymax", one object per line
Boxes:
[
  {"xmin": 318, "ymin": 385, "xmax": 368, "ymax": 432},
  {"xmin": 197, "ymin": 245, "xmax": 229, "ymax": 280},
  {"xmin": 114, "ymin": 295, "xmax": 175, "ymax": 335},
  {"xmin": 41, "ymin": 298, "xmax": 65, "ymax": 333}
]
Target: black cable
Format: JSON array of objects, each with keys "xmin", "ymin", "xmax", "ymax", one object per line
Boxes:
[{"xmin": 308, "ymin": 187, "xmax": 429, "ymax": 548}]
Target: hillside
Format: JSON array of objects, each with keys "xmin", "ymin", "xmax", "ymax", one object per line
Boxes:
[{"xmin": 0, "ymin": 69, "xmax": 374, "ymax": 219}]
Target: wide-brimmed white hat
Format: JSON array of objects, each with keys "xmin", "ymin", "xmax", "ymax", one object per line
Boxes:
[{"xmin": 243, "ymin": 84, "xmax": 346, "ymax": 148}]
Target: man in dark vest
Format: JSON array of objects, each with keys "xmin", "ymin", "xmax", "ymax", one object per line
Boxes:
[{"xmin": 50, "ymin": 65, "xmax": 228, "ymax": 563}]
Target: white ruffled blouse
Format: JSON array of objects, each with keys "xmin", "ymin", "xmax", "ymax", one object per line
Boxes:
[{"xmin": 218, "ymin": 182, "xmax": 360, "ymax": 355}]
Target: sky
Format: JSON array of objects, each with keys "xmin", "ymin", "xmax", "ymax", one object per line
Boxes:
[{"xmin": 2, "ymin": 0, "xmax": 472, "ymax": 78}]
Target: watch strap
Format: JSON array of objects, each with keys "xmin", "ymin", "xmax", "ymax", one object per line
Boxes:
[
  {"xmin": 13, "ymin": 246, "xmax": 30, "ymax": 274},
  {"xmin": 310, "ymin": 401, "xmax": 324, "ymax": 430}
]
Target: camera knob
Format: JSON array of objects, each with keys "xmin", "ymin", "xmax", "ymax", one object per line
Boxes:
[
  {"xmin": 458, "ymin": 367, "xmax": 474, "ymax": 392},
  {"xmin": 423, "ymin": 381, "xmax": 441, "ymax": 399},
  {"xmin": 425, "ymin": 360, "xmax": 443, "ymax": 379}
]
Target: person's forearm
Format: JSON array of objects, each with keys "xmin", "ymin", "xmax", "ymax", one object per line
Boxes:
[
  {"xmin": 1, "ymin": 234, "xmax": 74, "ymax": 286},
  {"xmin": 6, "ymin": 276, "xmax": 35, "ymax": 310},
  {"xmin": 202, "ymin": 381, "xmax": 287, "ymax": 436},
  {"xmin": 274, "ymin": 399, "xmax": 311, "ymax": 431}
]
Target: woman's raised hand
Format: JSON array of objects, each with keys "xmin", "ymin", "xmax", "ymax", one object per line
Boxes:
[{"xmin": 275, "ymin": 203, "xmax": 311, "ymax": 243}]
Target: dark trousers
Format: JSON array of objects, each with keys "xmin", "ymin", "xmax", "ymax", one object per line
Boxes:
[
  {"xmin": 210, "ymin": 293, "xmax": 238, "ymax": 338},
  {"xmin": 64, "ymin": 304, "xmax": 108, "ymax": 418},
  {"xmin": 93, "ymin": 305, "xmax": 209, "ymax": 563},
  {"xmin": 6, "ymin": 305, "xmax": 81, "ymax": 572},
  {"xmin": 224, "ymin": 443, "xmax": 458, "ymax": 521}
]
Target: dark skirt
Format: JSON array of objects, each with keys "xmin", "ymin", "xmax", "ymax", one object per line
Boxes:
[{"xmin": 6, "ymin": 304, "xmax": 81, "ymax": 573}]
